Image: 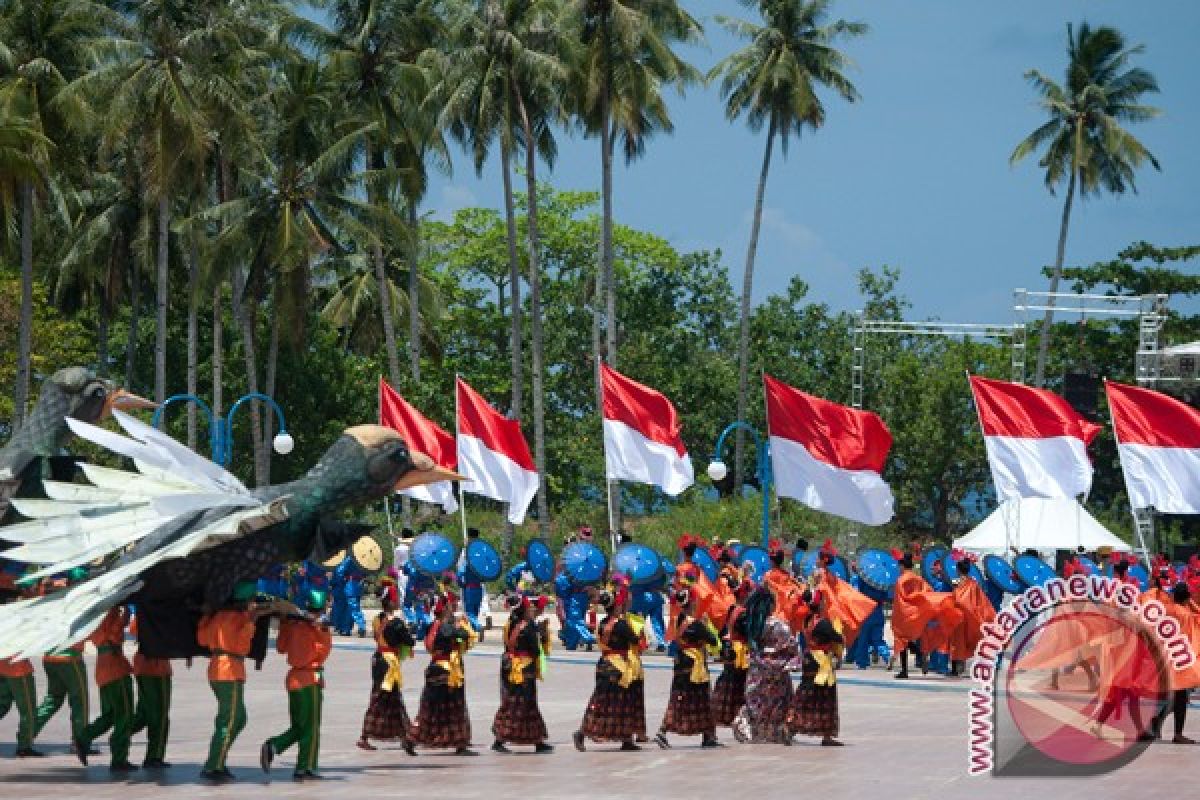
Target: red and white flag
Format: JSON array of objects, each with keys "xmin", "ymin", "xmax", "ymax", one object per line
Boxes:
[
  {"xmin": 456, "ymin": 377, "xmax": 539, "ymax": 524},
  {"xmin": 601, "ymin": 364, "xmax": 694, "ymax": 496},
  {"xmin": 969, "ymin": 375, "xmax": 1101, "ymax": 502},
  {"xmin": 1106, "ymin": 380, "xmax": 1200, "ymax": 513},
  {"xmin": 764, "ymin": 375, "xmax": 894, "ymax": 525},
  {"xmin": 378, "ymin": 379, "xmax": 458, "ymax": 513}
]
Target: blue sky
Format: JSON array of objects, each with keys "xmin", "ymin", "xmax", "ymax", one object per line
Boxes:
[{"xmin": 422, "ymin": 0, "xmax": 1199, "ymax": 324}]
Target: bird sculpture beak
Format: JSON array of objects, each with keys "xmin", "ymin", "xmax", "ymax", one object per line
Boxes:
[
  {"xmin": 394, "ymin": 451, "xmax": 466, "ymax": 491},
  {"xmin": 105, "ymin": 389, "xmax": 158, "ymax": 418}
]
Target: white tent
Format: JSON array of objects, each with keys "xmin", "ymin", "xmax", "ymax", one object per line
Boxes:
[{"xmin": 952, "ymin": 497, "xmax": 1133, "ymax": 555}]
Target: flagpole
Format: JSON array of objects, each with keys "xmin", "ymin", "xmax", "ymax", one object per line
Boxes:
[
  {"xmin": 598, "ymin": 354, "xmax": 618, "ymax": 550},
  {"xmin": 454, "ymin": 372, "xmax": 468, "ymax": 548}
]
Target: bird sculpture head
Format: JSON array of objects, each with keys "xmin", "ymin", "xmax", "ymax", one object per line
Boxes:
[
  {"xmin": 2, "ymin": 367, "xmax": 155, "ymax": 481},
  {"xmin": 291, "ymin": 424, "xmax": 464, "ymax": 515}
]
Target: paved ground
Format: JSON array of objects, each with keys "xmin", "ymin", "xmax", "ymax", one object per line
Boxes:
[{"xmin": 1, "ymin": 630, "xmax": 1196, "ymax": 799}]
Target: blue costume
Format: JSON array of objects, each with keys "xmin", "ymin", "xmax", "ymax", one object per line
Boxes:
[
  {"xmin": 503, "ymin": 561, "xmax": 528, "ymax": 592},
  {"xmin": 554, "ymin": 572, "xmax": 595, "ymax": 650},
  {"xmin": 291, "ymin": 561, "xmax": 329, "ymax": 604},
  {"xmin": 457, "ymin": 563, "xmax": 485, "ymax": 636},
  {"xmin": 257, "ymin": 563, "xmax": 289, "ymax": 598},
  {"xmin": 331, "ymin": 557, "xmax": 367, "ymax": 636},
  {"xmin": 630, "ymin": 583, "xmax": 666, "ymax": 651},
  {"xmin": 848, "ymin": 577, "xmax": 891, "ymax": 669},
  {"xmin": 401, "ymin": 561, "xmax": 435, "ymax": 638}
]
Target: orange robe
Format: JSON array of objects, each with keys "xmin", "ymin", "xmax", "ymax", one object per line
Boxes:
[
  {"xmin": 197, "ymin": 609, "xmax": 255, "ymax": 682},
  {"xmin": 89, "ymin": 607, "xmax": 133, "ymax": 687},
  {"xmin": 762, "ymin": 567, "xmax": 802, "ymax": 630},
  {"xmin": 1142, "ymin": 588, "xmax": 1200, "ymax": 690},
  {"xmin": 891, "ymin": 571, "xmax": 956, "ymax": 652},
  {"xmin": 276, "ymin": 618, "xmax": 333, "ymax": 691},
  {"xmin": 821, "ymin": 572, "xmax": 878, "ymax": 648},
  {"xmin": 948, "ymin": 577, "xmax": 997, "ymax": 661}
]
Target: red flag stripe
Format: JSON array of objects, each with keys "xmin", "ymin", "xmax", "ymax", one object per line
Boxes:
[
  {"xmin": 455, "ymin": 377, "xmax": 536, "ymax": 472},
  {"xmin": 1106, "ymin": 380, "xmax": 1200, "ymax": 448},
  {"xmin": 969, "ymin": 375, "xmax": 1101, "ymax": 443},
  {"xmin": 763, "ymin": 374, "xmax": 892, "ymax": 473},
  {"xmin": 378, "ymin": 379, "xmax": 456, "ymax": 469},
  {"xmin": 600, "ymin": 364, "xmax": 687, "ymax": 458}
]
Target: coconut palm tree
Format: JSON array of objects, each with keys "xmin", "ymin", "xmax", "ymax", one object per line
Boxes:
[
  {"xmin": 320, "ymin": 252, "xmax": 442, "ymax": 357},
  {"xmin": 441, "ymin": 0, "xmax": 566, "ymax": 535},
  {"xmin": 564, "ymin": 0, "xmax": 701, "ymax": 371},
  {"xmin": 1011, "ymin": 22, "xmax": 1161, "ymax": 386},
  {"xmin": 68, "ymin": 0, "xmax": 249, "ymax": 405},
  {"xmin": 0, "ymin": 0, "xmax": 113, "ymax": 426},
  {"xmin": 710, "ymin": 0, "xmax": 865, "ymax": 489}
]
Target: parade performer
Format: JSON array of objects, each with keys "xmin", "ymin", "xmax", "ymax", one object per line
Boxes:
[
  {"xmin": 196, "ymin": 581, "xmax": 267, "ymax": 783},
  {"xmin": 402, "ymin": 559, "xmax": 436, "ymax": 638},
  {"xmin": 357, "ymin": 584, "xmax": 417, "ymax": 754},
  {"xmin": 817, "ymin": 541, "xmax": 878, "ymax": 648},
  {"xmin": 492, "ymin": 593, "xmax": 553, "ymax": 754},
  {"xmin": 74, "ymin": 605, "xmax": 137, "ymax": 772},
  {"xmin": 732, "ymin": 589, "xmax": 799, "ymax": 744},
  {"xmin": 848, "ymin": 567, "xmax": 890, "ymax": 669},
  {"xmin": 130, "ymin": 641, "xmax": 173, "ymax": 768},
  {"xmin": 947, "ymin": 553, "xmax": 996, "ymax": 677},
  {"xmin": 334, "ymin": 556, "xmax": 368, "ymax": 637},
  {"xmin": 0, "ymin": 651, "xmax": 41, "ymax": 757},
  {"xmin": 411, "ymin": 588, "xmax": 477, "ymax": 755},
  {"xmin": 1142, "ymin": 571, "xmax": 1200, "ymax": 743},
  {"xmin": 257, "ymin": 564, "xmax": 289, "ymax": 599},
  {"xmin": 788, "ymin": 590, "xmax": 845, "ymax": 746},
  {"xmin": 711, "ymin": 578, "xmax": 752, "ymax": 728},
  {"xmin": 32, "ymin": 593, "xmax": 91, "ymax": 754},
  {"xmin": 655, "ymin": 587, "xmax": 721, "ymax": 749},
  {"xmin": 261, "ymin": 590, "xmax": 334, "ymax": 782},
  {"xmin": 458, "ymin": 528, "xmax": 488, "ymax": 642},
  {"xmin": 573, "ymin": 585, "xmax": 646, "ymax": 752},
  {"xmin": 890, "ymin": 551, "xmax": 953, "ymax": 679},
  {"xmin": 630, "ymin": 577, "xmax": 667, "ymax": 652},
  {"xmin": 555, "ymin": 567, "xmax": 596, "ymax": 651},
  {"xmin": 762, "ymin": 543, "xmax": 802, "ymax": 631}
]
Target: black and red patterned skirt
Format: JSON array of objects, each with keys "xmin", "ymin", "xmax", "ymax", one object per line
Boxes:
[
  {"xmin": 787, "ymin": 656, "xmax": 839, "ymax": 738},
  {"xmin": 711, "ymin": 664, "xmax": 748, "ymax": 727},
  {"xmin": 660, "ymin": 678, "xmax": 715, "ymax": 736},
  {"xmin": 361, "ymin": 685, "xmax": 412, "ymax": 741},
  {"xmin": 492, "ymin": 658, "xmax": 548, "ymax": 745},
  {"xmin": 580, "ymin": 659, "xmax": 646, "ymax": 742},
  {"xmin": 411, "ymin": 664, "xmax": 471, "ymax": 749}
]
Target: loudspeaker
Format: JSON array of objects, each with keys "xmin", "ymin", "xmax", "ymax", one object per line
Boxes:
[{"xmin": 1063, "ymin": 372, "xmax": 1100, "ymax": 421}]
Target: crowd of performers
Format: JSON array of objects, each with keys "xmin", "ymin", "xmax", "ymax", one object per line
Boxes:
[{"xmin": 3, "ymin": 532, "xmax": 1200, "ymax": 780}]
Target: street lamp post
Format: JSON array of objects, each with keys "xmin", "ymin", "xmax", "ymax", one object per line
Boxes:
[
  {"xmin": 152, "ymin": 392, "xmax": 292, "ymax": 466},
  {"xmin": 707, "ymin": 421, "xmax": 772, "ymax": 548}
]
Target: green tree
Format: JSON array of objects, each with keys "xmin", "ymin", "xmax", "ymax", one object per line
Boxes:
[
  {"xmin": 710, "ymin": 0, "xmax": 864, "ymax": 492},
  {"xmin": 1010, "ymin": 22, "xmax": 1162, "ymax": 386}
]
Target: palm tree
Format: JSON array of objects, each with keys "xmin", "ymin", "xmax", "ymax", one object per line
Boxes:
[
  {"xmin": 0, "ymin": 0, "xmax": 111, "ymax": 426},
  {"xmin": 69, "ymin": 1, "xmax": 248, "ymax": 405},
  {"xmin": 1011, "ymin": 22, "xmax": 1161, "ymax": 386},
  {"xmin": 441, "ymin": 0, "xmax": 565, "ymax": 536},
  {"xmin": 710, "ymin": 0, "xmax": 865, "ymax": 490},
  {"xmin": 565, "ymin": 0, "xmax": 701, "ymax": 370},
  {"xmin": 320, "ymin": 252, "xmax": 442, "ymax": 356}
]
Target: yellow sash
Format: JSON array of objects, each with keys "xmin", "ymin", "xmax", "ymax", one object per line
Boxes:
[
  {"xmin": 380, "ymin": 651, "xmax": 404, "ymax": 691},
  {"xmin": 605, "ymin": 650, "xmax": 644, "ymax": 689},
  {"xmin": 732, "ymin": 640, "xmax": 750, "ymax": 671},
  {"xmin": 435, "ymin": 649, "xmax": 466, "ymax": 689},
  {"xmin": 683, "ymin": 646, "xmax": 710, "ymax": 684},
  {"xmin": 508, "ymin": 654, "xmax": 535, "ymax": 685},
  {"xmin": 812, "ymin": 650, "xmax": 837, "ymax": 686}
]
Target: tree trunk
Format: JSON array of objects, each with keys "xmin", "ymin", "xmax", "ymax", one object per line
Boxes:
[
  {"xmin": 155, "ymin": 194, "xmax": 169, "ymax": 404},
  {"xmin": 212, "ymin": 283, "xmax": 223, "ymax": 451},
  {"xmin": 407, "ymin": 202, "xmax": 421, "ymax": 386},
  {"xmin": 185, "ymin": 240, "xmax": 199, "ymax": 450},
  {"xmin": 1032, "ymin": 160, "xmax": 1079, "ymax": 387},
  {"xmin": 97, "ymin": 254, "xmax": 114, "ymax": 372},
  {"xmin": 600, "ymin": 65, "xmax": 616, "ymax": 369},
  {"xmin": 125, "ymin": 251, "xmax": 139, "ymax": 392},
  {"xmin": 263, "ymin": 287, "xmax": 280, "ymax": 483},
  {"xmin": 500, "ymin": 141, "xmax": 523, "ymax": 558},
  {"xmin": 13, "ymin": 181, "xmax": 34, "ymax": 429},
  {"xmin": 517, "ymin": 96, "xmax": 550, "ymax": 537},
  {"xmin": 734, "ymin": 120, "xmax": 775, "ymax": 491},
  {"xmin": 231, "ymin": 262, "xmax": 266, "ymax": 484},
  {"xmin": 365, "ymin": 144, "xmax": 403, "ymax": 388}
]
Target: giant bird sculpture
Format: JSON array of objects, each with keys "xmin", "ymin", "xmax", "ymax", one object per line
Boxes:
[
  {"xmin": 0, "ymin": 406, "xmax": 460, "ymax": 660},
  {"xmin": 1, "ymin": 366, "xmax": 154, "ymax": 521}
]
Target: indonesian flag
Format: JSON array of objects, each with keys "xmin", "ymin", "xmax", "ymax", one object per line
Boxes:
[
  {"xmin": 378, "ymin": 379, "xmax": 458, "ymax": 513},
  {"xmin": 969, "ymin": 375, "xmax": 1101, "ymax": 501},
  {"xmin": 1106, "ymin": 380, "xmax": 1200, "ymax": 513},
  {"xmin": 764, "ymin": 375, "xmax": 894, "ymax": 525},
  {"xmin": 600, "ymin": 364, "xmax": 694, "ymax": 495},
  {"xmin": 455, "ymin": 377, "xmax": 539, "ymax": 524}
]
